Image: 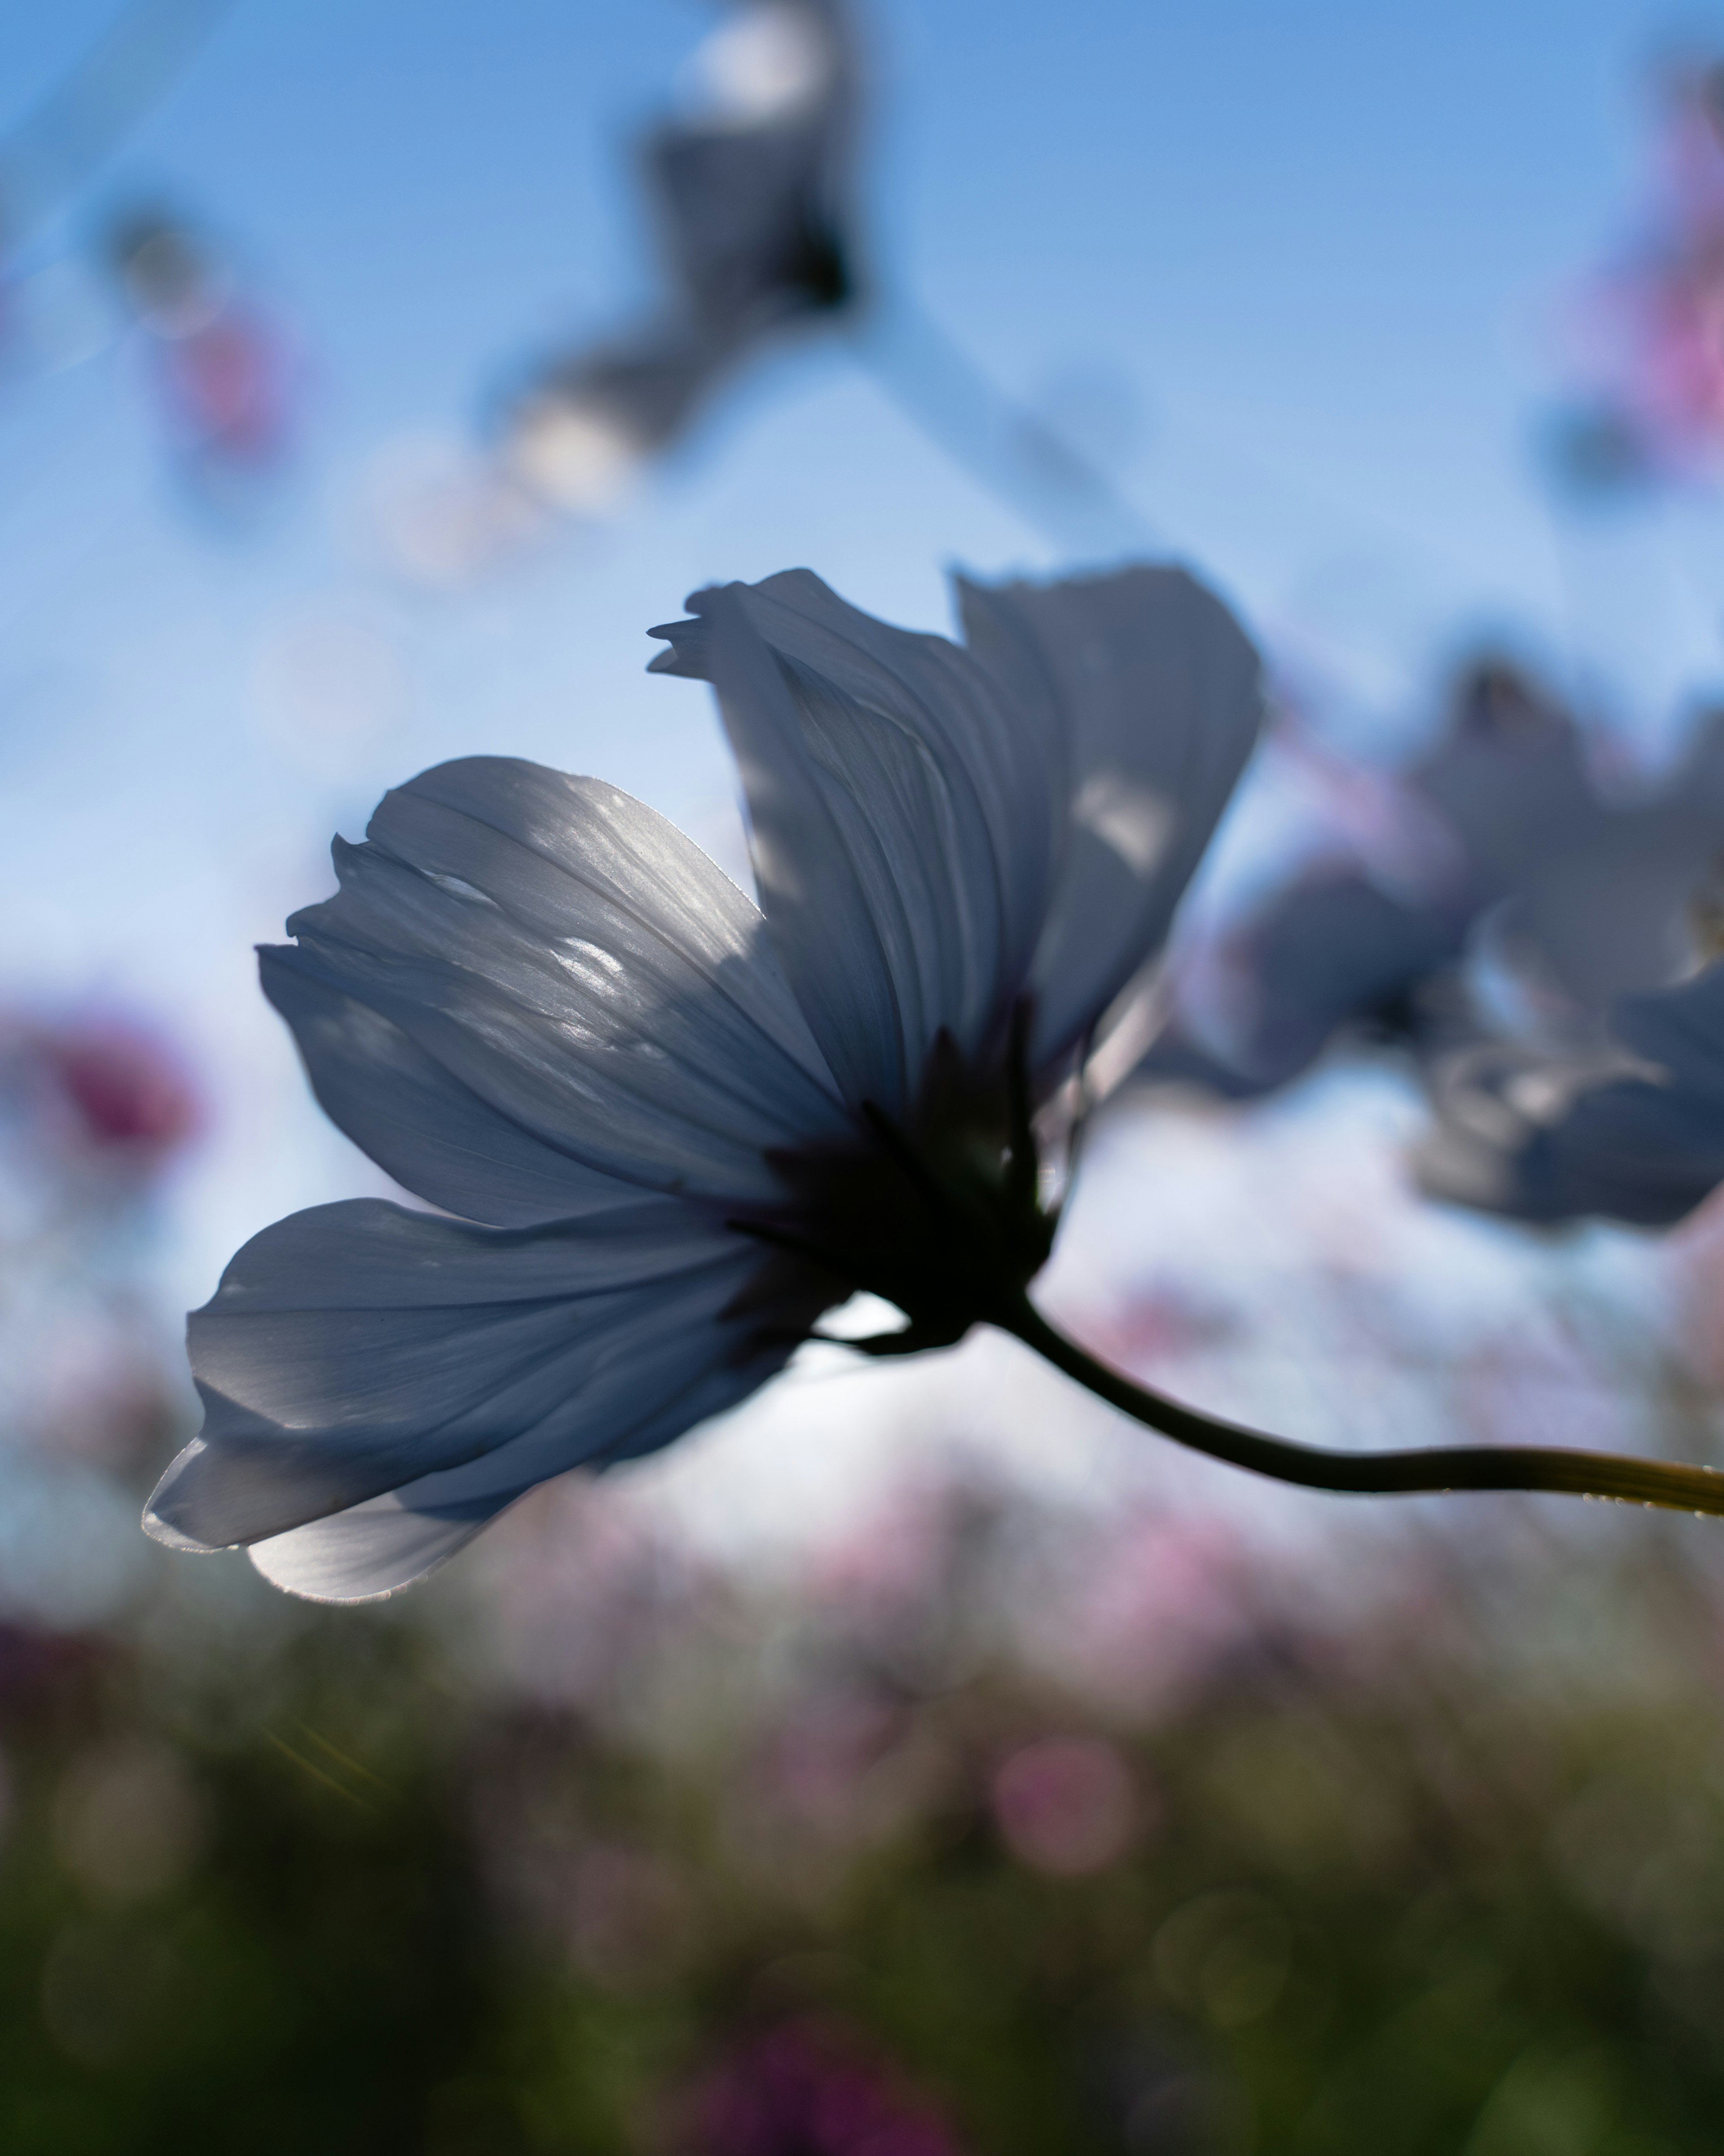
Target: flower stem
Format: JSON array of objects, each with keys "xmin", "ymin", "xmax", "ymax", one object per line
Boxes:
[{"xmin": 1000, "ymin": 1296, "xmax": 1724, "ymax": 1517}]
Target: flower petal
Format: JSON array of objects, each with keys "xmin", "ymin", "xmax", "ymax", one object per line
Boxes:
[
  {"xmin": 245, "ymin": 1355, "xmax": 770, "ymax": 1603},
  {"xmin": 1413, "ymin": 667, "xmax": 1602, "ymax": 895},
  {"xmin": 248, "ymin": 1480, "xmax": 510, "ymax": 1604},
  {"xmin": 649, "ymin": 570, "xmax": 1060, "ymax": 1113},
  {"xmin": 267, "ymin": 757, "xmax": 847, "ymax": 1214},
  {"xmin": 955, "ymin": 564, "xmax": 1262, "ymax": 1075},
  {"xmin": 1505, "ymin": 807, "xmax": 1722, "ymax": 1018},
  {"xmin": 1141, "ymin": 872, "xmax": 1468, "ymax": 1099},
  {"xmin": 145, "ymin": 1196, "xmax": 812, "ymax": 1558},
  {"xmin": 260, "ymin": 961, "xmax": 642, "ymax": 1227},
  {"xmin": 1416, "ymin": 963, "xmax": 1724, "ymax": 1226},
  {"xmin": 647, "ymin": 0, "xmax": 858, "ymax": 335}
]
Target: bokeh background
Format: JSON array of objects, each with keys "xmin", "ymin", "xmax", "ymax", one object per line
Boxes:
[{"xmin": 7, "ymin": 3, "xmax": 1724, "ymax": 2150}]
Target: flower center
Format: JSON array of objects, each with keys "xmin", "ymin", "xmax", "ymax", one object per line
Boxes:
[{"xmin": 729, "ymin": 1022, "xmax": 1057, "ymax": 1355}]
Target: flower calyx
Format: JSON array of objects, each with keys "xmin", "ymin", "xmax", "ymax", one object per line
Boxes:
[{"xmin": 730, "ymin": 1015, "xmax": 1058, "ymax": 1357}]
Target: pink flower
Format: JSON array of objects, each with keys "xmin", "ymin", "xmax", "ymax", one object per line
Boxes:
[
  {"xmin": 687, "ymin": 2021, "xmax": 965, "ymax": 2156},
  {"xmin": 990, "ymin": 1735, "xmax": 1141, "ymax": 1878}
]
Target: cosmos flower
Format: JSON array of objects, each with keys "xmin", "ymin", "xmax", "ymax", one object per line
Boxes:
[
  {"xmin": 145, "ymin": 564, "xmax": 1262, "ymax": 1600},
  {"xmin": 499, "ymin": 0, "xmax": 861, "ymax": 513},
  {"xmin": 145, "ymin": 566, "xmax": 1724, "ymax": 1606},
  {"xmin": 1143, "ymin": 659, "xmax": 1724, "ymax": 1099},
  {"xmin": 1416, "ymin": 957, "xmax": 1724, "ymax": 1227}
]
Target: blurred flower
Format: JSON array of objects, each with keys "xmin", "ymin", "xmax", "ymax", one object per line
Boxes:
[
  {"xmin": 9, "ymin": 1012, "xmax": 202, "ymax": 1176},
  {"xmin": 1549, "ymin": 53, "xmax": 1724, "ymax": 492},
  {"xmin": 0, "ymin": 1008, "xmax": 202, "ymax": 1305},
  {"xmin": 1416, "ymin": 957, "xmax": 1724, "ymax": 1227},
  {"xmin": 105, "ymin": 204, "xmax": 299, "ymax": 512},
  {"xmin": 990, "ymin": 1734, "xmax": 1141, "ymax": 1877},
  {"xmin": 684, "ymin": 2019, "xmax": 964, "ymax": 2156},
  {"xmin": 495, "ymin": 0, "xmax": 863, "ymax": 514},
  {"xmin": 1143, "ymin": 658, "xmax": 1724, "ymax": 1099},
  {"xmin": 0, "ymin": 1009, "xmax": 197, "ymax": 1618},
  {"xmin": 144, "ymin": 564, "xmax": 1260, "ymax": 1601}
]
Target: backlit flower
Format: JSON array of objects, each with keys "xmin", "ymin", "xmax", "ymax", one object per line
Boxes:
[
  {"xmin": 1144, "ymin": 659, "xmax": 1724, "ymax": 1098},
  {"xmin": 1416, "ymin": 957, "xmax": 1724, "ymax": 1227},
  {"xmin": 144, "ymin": 564, "xmax": 1262, "ymax": 1601}
]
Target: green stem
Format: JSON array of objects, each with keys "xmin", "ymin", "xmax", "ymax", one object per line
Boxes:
[{"xmin": 1000, "ymin": 1295, "xmax": 1724, "ymax": 1518}]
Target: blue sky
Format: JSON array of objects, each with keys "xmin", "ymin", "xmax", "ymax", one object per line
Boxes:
[{"xmin": 3, "ymin": 0, "xmax": 1722, "ymax": 1306}]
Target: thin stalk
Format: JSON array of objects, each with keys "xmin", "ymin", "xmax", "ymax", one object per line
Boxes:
[
  {"xmin": 1002, "ymin": 1294, "xmax": 1724, "ymax": 1518},
  {"xmin": 853, "ymin": 294, "xmax": 1159, "ymax": 561}
]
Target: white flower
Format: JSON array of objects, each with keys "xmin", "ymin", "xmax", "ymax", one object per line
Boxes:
[
  {"xmin": 144, "ymin": 565, "xmax": 1262, "ymax": 1602},
  {"xmin": 1416, "ymin": 958, "xmax": 1724, "ymax": 1226}
]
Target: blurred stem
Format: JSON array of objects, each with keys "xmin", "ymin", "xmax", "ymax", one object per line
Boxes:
[
  {"xmin": 853, "ymin": 293, "xmax": 1159, "ymax": 562},
  {"xmin": 1003, "ymin": 1296, "xmax": 1724, "ymax": 1519}
]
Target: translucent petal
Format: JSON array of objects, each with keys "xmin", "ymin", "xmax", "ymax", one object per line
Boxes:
[
  {"xmin": 261, "ymin": 961, "xmax": 642, "ymax": 1227},
  {"xmin": 1417, "ymin": 964, "xmax": 1724, "ymax": 1227},
  {"xmin": 1140, "ymin": 872, "xmax": 1466, "ymax": 1100},
  {"xmin": 956, "ymin": 564, "xmax": 1262, "ymax": 1075},
  {"xmin": 650, "ymin": 571, "xmax": 1059, "ymax": 1114},
  {"xmin": 268, "ymin": 757, "xmax": 846, "ymax": 1212},
  {"xmin": 245, "ymin": 1356, "xmax": 770, "ymax": 1603},
  {"xmin": 145, "ymin": 1196, "xmax": 803, "ymax": 1555}
]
